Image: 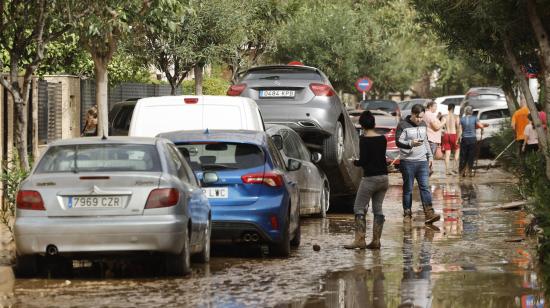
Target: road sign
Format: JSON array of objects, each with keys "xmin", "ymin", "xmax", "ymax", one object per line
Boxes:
[{"xmin": 355, "ymin": 77, "xmax": 373, "ymax": 93}]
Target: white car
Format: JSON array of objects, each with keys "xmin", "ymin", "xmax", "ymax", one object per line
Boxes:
[
  {"xmin": 435, "ymin": 95, "xmax": 464, "ymax": 116},
  {"xmin": 128, "ymin": 96, "xmax": 265, "ymax": 137},
  {"xmin": 473, "ymin": 106, "xmax": 511, "ymax": 156}
]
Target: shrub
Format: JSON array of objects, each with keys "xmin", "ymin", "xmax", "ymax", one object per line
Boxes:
[
  {"xmin": 183, "ymin": 77, "xmax": 231, "ymax": 96},
  {"xmin": 0, "ymin": 155, "xmax": 30, "ymax": 237}
]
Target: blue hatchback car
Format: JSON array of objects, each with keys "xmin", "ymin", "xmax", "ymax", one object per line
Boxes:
[{"xmin": 158, "ymin": 130, "xmax": 301, "ymax": 257}]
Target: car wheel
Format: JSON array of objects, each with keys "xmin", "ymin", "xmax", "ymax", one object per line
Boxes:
[
  {"xmin": 15, "ymin": 255, "xmax": 39, "ymax": 277},
  {"xmin": 194, "ymin": 218, "xmax": 211, "ymax": 263},
  {"xmin": 166, "ymin": 228, "xmax": 191, "ymax": 276},
  {"xmin": 317, "ymin": 182, "xmax": 330, "ymax": 218},
  {"xmin": 290, "ymin": 215, "xmax": 301, "ymax": 247},
  {"xmin": 322, "ymin": 121, "xmax": 345, "ymax": 166},
  {"xmin": 271, "ymin": 213, "xmax": 291, "ymax": 257}
]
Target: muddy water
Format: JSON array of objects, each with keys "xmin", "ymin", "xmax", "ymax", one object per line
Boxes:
[{"xmin": 1, "ymin": 164, "xmax": 547, "ymax": 307}]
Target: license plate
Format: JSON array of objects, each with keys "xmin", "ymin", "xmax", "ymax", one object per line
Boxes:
[
  {"xmin": 68, "ymin": 196, "xmax": 124, "ymax": 208},
  {"xmin": 259, "ymin": 90, "xmax": 295, "ymax": 98},
  {"xmin": 202, "ymin": 187, "xmax": 228, "ymax": 199}
]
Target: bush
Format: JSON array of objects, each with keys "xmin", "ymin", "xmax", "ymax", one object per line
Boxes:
[
  {"xmin": 183, "ymin": 77, "xmax": 231, "ymax": 96},
  {"xmin": 0, "ymin": 155, "xmax": 30, "ymax": 237}
]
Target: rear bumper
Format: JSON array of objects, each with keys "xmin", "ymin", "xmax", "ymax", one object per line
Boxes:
[
  {"xmin": 210, "ymin": 199, "xmax": 287, "ymax": 244},
  {"xmin": 14, "ymin": 215, "xmax": 186, "ymax": 256}
]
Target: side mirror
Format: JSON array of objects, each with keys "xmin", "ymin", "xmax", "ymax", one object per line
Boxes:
[
  {"xmin": 311, "ymin": 152, "xmax": 322, "ymax": 164},
  {"xmin": 202, "ymin": 172, "xmax": 219, "ymax": 184},
  {"xmin": 271, "ymin": 135, "xmax": 283, "ymax": 150},
  {"xmin": 287, "ymin": 158, "xmax": 302, "ymax": 171}
]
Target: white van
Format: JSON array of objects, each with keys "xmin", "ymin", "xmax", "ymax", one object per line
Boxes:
[{"xmin": 128, "ymin": 96, "xmax": 265, "ymax": 137}]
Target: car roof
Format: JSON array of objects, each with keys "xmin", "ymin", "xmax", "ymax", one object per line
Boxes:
[
  {"xmin": 435, "ymin": 95, "xmax": 464, "ymax": 103},
  {"xmin": 135, "ymin": 95, "xmax": 258, "ymax": 107},
  {"xmin": 473, "ymin": 106, "xmax": 510, "ymax": 113},
  {"xmin": 48, "ymin": 136, "xmax": 160, "ymax": 146},
  {"xmin": 158, "ymin": 129, "xmax": 268, "ymax": 146}
]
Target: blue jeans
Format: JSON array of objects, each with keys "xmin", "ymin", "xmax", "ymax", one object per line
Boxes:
[{"xmin": 400, "ymin": 160, "xmax": 432, "ymax": 210}]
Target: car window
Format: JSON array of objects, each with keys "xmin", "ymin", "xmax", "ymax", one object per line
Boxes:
[
  {"xmin": 35, "ymin": 144, "xmax": 161, "ymax": 173},
  {"xmin": 241, "ymin": 68, "xmax": 323, "ymax": 81},
  {"xmin": 176, "ymin": 142, "xmax": 264, "ymax": 171},
  {"xmin": 281, "ymin": 130, "xmax": 302, "ymax": 160},
  {"xmin": 113, "ymin": 105, "xmax": 135, "ymax": 131},
  {"xmin": 480, "ymin": 109, "xmax": 504, "ymax": 120},
  {"xmin": 166, "ymin": 144, "xmax": 197, "ymax": 185},
  {"xmin": 360, "ymin": 100, "xmax": 397, "ymax": 111},
  {"xmin": 442, "ymin": 98, "xmax": 463, "ymax": 105},
  {"xmin": 267, "ymin": 138, "xmax": 286, "ymax": 169},
  {"xmin": 501, "ymin": 109, "xmax": 510, "ymax": 117},
  {"xmin": 286, "ymin": 129, "xmax": 310, "ymax": 161}
]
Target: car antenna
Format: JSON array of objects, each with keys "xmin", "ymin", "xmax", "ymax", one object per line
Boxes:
[
  {"xmin": 102, "ymin": 133, "xmax": 107, "ymax": 140},
  {"xmin": 205, "ymin": 128, "xmax": 209, "ymax": 134}
]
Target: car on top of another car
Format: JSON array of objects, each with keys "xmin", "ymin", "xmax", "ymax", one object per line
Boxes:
[
  {"xmin": 14, "ymin": 137, "xmax": 211, "ymax": 277},
  {"xmin": 158, "ymin": 129, "xmax": 301, "ymax": 257},
  {"xmin": 228, "ymin": 64, "xmax": 361, "ymax": 198}
]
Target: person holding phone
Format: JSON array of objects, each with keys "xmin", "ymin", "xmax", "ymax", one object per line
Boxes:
[
  {"xmin": 395, "ymin": 104, "xmax": 440, "ymax": 225},
  {"xmin": 344, "ymin": 111, "xmax": 389, "ymax": 250}
]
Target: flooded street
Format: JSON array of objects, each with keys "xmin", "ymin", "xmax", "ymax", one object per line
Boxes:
[{"xmin": 0, "ymin": 161, "xmax": 546, "ymax": 307}]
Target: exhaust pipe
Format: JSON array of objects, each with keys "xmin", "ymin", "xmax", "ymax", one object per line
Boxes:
[
  {"xmin": 243, "ymin": 233, "xmax": 252, "ymax": 242},
  {"xmin": 251, "ymin": 233, "xmax": 259, "ymax": 242},
  {"xmin": 46, "ymin": 244, "xmax": 58, "ymax": 256}
]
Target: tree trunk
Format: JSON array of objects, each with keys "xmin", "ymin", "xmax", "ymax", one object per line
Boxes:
[
  {"xmin": 503, "ymin": 36, "xmax": 550, "ymax": 179},
  {"xmin": 502, "ymin": 82, "xmax": 518, "ymax": 114},
  {"xmin": 93, "ymin": 57, "xmax": 109, "ymax": 137},
  {"xmin": 527, "ymin": 0, "xmax": 550, "ymax": 179},
  {"xmin": 194, "ymin": 64, "xmax": 203, "ymax": 95},
  {"xmin": 12, "ymin": 91, "xmax": 29, "ymax": 171}
]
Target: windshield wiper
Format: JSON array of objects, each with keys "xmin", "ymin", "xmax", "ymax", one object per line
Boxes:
[
  {"xmin": 201, "ymin": 164, "xmax": 238, "ymax": 170},
  {"xmin": 259, "ymin": 76, "xmax": 280, "ymax": 80}
]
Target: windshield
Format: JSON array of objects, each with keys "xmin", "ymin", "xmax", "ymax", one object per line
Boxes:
[
  {"xmin": 35, "ymin": 144, "xmax": 161, "ymax": 173},
  {"xmin": 176, "ymin": 142, "xmax": 264, "ymax": 171},
  {"xmin": 241, "ymin": 68, "xmax": 323, "ymax": 81},
  {"xmin": 360, "ymin": 100, "xmax": 397, "ymax": 111}
]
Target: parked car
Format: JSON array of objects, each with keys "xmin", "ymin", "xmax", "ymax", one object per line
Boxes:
[
  {"xmin": 359, "ymin": 99, "xmax": 400, "ymax": 118},
  {"xmin": 158, "ymin": 129, "xmax": 301, "ymax": 257},
  {"xmin": 399, "ymin": 99, "xmax": 431, "ymax": 119},
  {"xmin": 229, "ymin": 65, "xmax": 361, "ymax": 197},
  {"xmin": 473, "ymin": 106, "xmax": 511, "ymax": 156},
  {"xmin": 435, "ymin": 95, "xmax": 464, "ymax": 116},
  {"xmin": 14, "ymin": 137, "xmax": 211, "ymax": 276},
  {"xmin": 461, "ymin": 87, "xmax": 507, "ymax": 115},
  {"xmin": 266, "ymin": 124, "xmax": 330, "ymax": 217},
  {"xmin": 373, "ymin": 115, "xmax": 400, "ymax": 168},
  {"xmin": 108, "ymin": 98, "xmax": 139, "ymax": 136},
  {"xmin": 128, "ymin": 95, "xmax": 264, "ymax": 137}
]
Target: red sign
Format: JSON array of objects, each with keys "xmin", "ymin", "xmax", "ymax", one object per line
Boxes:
[{"xmin": 355, "ymin": 77, "xmax": 373, "ymax": 92}]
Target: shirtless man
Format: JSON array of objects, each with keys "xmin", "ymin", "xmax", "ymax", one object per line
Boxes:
[{"xmin": 441, "ymin": 104, "xmax": 461, "ymax": 175}]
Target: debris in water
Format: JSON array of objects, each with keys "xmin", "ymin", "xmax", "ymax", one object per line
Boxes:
[{"xmin": 313, "ymin": 244, "xmax": 321, "ymax": 251}]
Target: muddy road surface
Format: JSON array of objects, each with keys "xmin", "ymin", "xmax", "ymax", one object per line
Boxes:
[{"xmin": 0, "ymin": 161, "xmax": 546, "ymax": 307}]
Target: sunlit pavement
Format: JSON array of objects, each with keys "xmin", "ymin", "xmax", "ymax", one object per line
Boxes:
[{"xmin": 0, "ymin": 160, "xmax": 546, "ymax": 307}]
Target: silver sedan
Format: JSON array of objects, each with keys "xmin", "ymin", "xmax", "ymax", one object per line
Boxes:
[{"xmin": 14, "ymin": 137, "xmax": 211, "ymax": 276}]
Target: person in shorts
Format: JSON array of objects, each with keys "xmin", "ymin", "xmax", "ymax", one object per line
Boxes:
[
  {"xmin": 522, "ymin": 114, "xmax": 539, "ymax": 153},
  {"xmin": 441, "ymin": 104, "xmax": 461, "ymax": 175}
]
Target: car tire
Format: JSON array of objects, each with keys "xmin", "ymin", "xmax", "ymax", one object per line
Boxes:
[
  {"xmin": 271, "ymin": 213, "xmax": 291, "ymax": 257},
  {"xmin": 194, "ymin": 218, "xmax": 211, "ymax": 263},
  {"xmin": 166, "ymin": 229, "xmax": 191, "ymax": 276},
  {"xmin": 322, "ymin": 121, "xmax": 345, "ymax": 167},
  {"xmin": 15, "ymin": 255, "xmax": 39, "ymax": 277},
  {"xmin": 290, "ymin": 215, "xmax": 301, "ymax": 247},
  {"xmin": 317, "ymin": 182, "xmax": 330, "ymax": 218}
]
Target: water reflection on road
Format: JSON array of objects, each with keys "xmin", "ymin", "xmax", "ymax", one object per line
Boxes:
[{"xmin": 3, "ymin": 168, "xmax": 548, "ymax": 307}]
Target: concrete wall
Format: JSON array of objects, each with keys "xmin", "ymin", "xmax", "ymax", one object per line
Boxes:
[{"xmin": 44, "ymin": 76, "xmax": 81, "ymax": 139}]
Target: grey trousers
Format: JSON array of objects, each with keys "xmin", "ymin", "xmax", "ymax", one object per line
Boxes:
[{"xmin": 353, "ymin": 175, "xmax": 389, "ymax": 215}]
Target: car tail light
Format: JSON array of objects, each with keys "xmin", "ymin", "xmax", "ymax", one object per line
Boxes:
[
  {"xmin": 226, "ymin": 84, "xmax": 246, "ymax": 96},
  {"xmin": 184, "ymin": 98, "xmax": 199, "ymax": 104},
  {"xmin": 241, "ymin": 172, "xmax": 283, "ymax": 187},
  {"xmin": 145, "ymin": 188, "xmax": 180, "ymax": 209},
  {"xmin": 16, "ymin": 190, "xmax": 45, "ymax": 210},
  {"xmin": 270, "ymin": 215, "xmax": 279, "ymax": 230},
  {"xmin": 467, "ymin": 91, "xmax": 479, "ymax": 97},
  {"xmin": 309, "ymin": 83, "xmax": 335, "ymax": 97},
  {"xmin": 288, "ymin": 61, "xmax": 304, "ymax": 66}
]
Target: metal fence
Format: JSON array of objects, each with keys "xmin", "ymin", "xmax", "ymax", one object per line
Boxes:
[
  {"xmin": 36, "ymin": 80, "xmax": 62, "ymax": 144},
  {"xmin": 80, "ymin": 80, "xmax": 182, "ymax": 131}
]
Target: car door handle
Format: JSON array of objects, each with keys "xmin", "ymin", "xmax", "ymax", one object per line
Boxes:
[{"xmin": 287, "ymin": 181, "xmax": 297, "ymax": 186}]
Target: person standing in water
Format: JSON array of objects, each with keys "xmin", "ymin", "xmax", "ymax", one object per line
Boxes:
[
  {"xmin": 442, "ymin": 104, "xmax": 461, "ymax": 175},
  {"xmin": 345, "ymin": 111, "xmax": 389, "ymax": 250}
]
